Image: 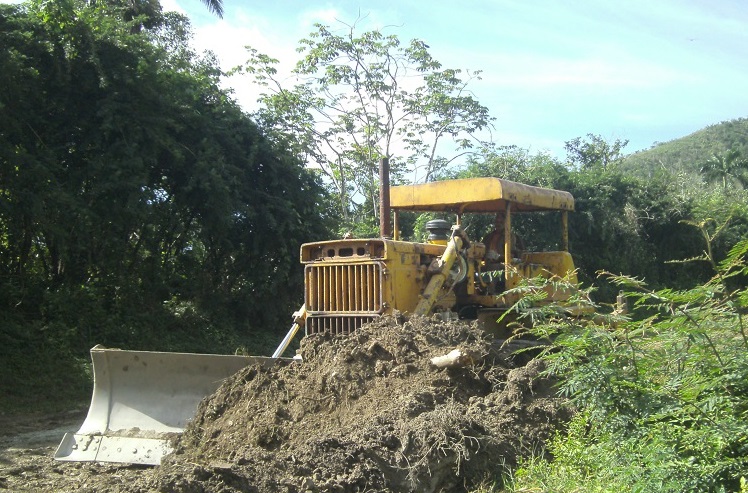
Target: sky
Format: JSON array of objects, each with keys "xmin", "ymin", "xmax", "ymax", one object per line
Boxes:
[
  {"xmin": 9, "ymin": 0, "xmax": 748, "ymax": 159},
  {"xmin": 157, "ymin": 0, "xmax": 748, "ymax": 159}
]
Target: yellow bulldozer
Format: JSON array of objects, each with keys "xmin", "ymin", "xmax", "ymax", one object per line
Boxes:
[{"xmin": 55, "ymin": 175, "xmax": 577, "ymax": 465}]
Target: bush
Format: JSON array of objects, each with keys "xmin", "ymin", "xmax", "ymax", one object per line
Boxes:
[{"xmin": 502, "ymin": 239, "xmax": 748, "ymax": 492}]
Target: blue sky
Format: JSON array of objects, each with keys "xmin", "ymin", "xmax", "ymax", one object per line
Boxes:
[
  {"xmin": 162, "ymin": 0, "xmax": 747, "ymax": 159},
  {"xmin": 9, "ymin": 0, "xmax": 748, "ymax": 159}
]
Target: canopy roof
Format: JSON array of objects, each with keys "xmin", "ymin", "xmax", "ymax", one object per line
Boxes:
[{"xmin": 389, "ymin": 177, "xmax": 574, "ymax": 213}]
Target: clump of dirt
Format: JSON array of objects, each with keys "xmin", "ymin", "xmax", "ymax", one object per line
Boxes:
[{"xmin": 134, "ymin": 316, "xmax": 572, "ymax": 493}]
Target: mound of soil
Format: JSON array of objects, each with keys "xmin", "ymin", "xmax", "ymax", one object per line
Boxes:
[{"xmin": 135, "ymin": 316, "xmax": 572, "ymax": 493}]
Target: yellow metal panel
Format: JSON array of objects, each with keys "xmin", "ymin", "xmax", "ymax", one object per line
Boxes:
[
  {"xmin": 522, "ymin": 251, "xmax": 577, "ymax": 282},
  {"xmin": 389, "ymin": 177, "xmax": 574, "ymax": 213}
]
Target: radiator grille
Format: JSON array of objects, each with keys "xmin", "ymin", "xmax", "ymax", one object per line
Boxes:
[
  {"xmin": 305, "ymin": 262, "xmax": 384, "ymax": 335},
  {"xmin": 306, "ymin": 315, "xmax": 379, "ymax": 336},
  {"xmin": 305, "ymin": 262, "xmax": 383, "ymax": 313}
]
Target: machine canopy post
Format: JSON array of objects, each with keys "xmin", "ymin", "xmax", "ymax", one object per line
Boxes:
[
  {"xmin": 393, "ymin": 211, "xmax": 400, "ymax": 240},
  {"xmin": 562, "ymin": 210, "xmax": 569, "ymax": 251},
  {"xmin": 379, "ymin": 157, "xmax": 391, "ymax": 239},
  {"xmin": 504, "ymin": 203, "xmax": 512, "ymax": 281}
]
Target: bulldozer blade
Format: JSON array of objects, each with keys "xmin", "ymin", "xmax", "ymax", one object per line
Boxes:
[{"xmin": 55, "ymin": 345, "xmax": 288, "ymax": 465}]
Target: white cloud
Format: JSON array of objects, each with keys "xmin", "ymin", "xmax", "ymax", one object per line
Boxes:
[
  {"xmin": 183, "ymin": 6, "xmax": 306, "ymax": 112},
  {"xmin": 482, "ymin": 55, "xmax": 687, "ymax": 90},
  {"xmin": 159, "ymin": 0, "xmax": 185, "ymax": 15},
  {"xmin": 159, "ymin": 0, "xmax": 748, "ymax": 156},
  {"xmin": 299, "ymin": 8, "xmax": 342, "ymax": 28}
]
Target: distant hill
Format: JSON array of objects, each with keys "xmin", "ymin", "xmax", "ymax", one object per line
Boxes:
[{"xmin": 622, "ymin": 118, "xmax": 748, "ymax": 178}]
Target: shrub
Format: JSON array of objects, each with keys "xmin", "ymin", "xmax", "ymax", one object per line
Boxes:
[{"xmin": 502, "ymin": 239, "xmax": 748, "ymax": 492}]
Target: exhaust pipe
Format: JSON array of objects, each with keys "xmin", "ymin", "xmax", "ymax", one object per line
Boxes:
[{"xmin": 379, "ymin": 157, "xmax": 391, "ymax": 239}]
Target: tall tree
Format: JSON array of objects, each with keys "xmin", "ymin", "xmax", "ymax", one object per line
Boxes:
[
  {"xmin": 565, "ymin": 133, "xmax": 629, "ymax": 171},
  {"xmin": 0, "ymin": 0, "xmax": 328, "ymax": 360},
  {"xmin": 84, "ymin": 0, "xmax": 223, "ymax": 33},
  {"xmin": 236, "ymin": 20, "xmax": 493, "ymax": 226},
  {"xmin": 700, "ymin": 149, "xmax": 748, "ymax": 191}
]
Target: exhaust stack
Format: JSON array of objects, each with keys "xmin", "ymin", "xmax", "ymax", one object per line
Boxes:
[{"xmin": 379, "ymin": 157, "xmax": 391, "ymax": 239}]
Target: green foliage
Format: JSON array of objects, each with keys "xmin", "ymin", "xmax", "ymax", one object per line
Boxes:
[
  {"xmin": 454, "ymin": 145, "xmax": 568, "ymax": 187},
  {"xmin": 235, "ymin": 18, "xmax": 493, "ymax": 226},
  {"xmin": 622, "ymin": 117, "xmax": 748, "ymax": 189},
  {"xmin": 700, "ymin": 149, "xmax": 748, "ymax": 191},
  {"xmin": 196, "ymin": 0, "xmax": 224, "ymax": 18},
  {"xmin": 505, "ymin": 411, "xmax": 686, "ymax": 492},
  {"xmin": 0, "ymin": 1, "xmax": 330, "ymax": 411},
  {"xmin": 503, "ymin": 237, "xmax": 748, "ymax": 493},
  {"xmin": 617, "ymin": 122, "xmax": 748, "ymax": 268},
  {"xmin": 567, "ymin": 165, "xmax": 704, "ymax": 294},
  {"xmin": 565, "ymin": 133, "xmax": 629, "ymax": 171},
  {"xmin": 690, "ymin": 193, "xmax": 748, "ymax": 271}
]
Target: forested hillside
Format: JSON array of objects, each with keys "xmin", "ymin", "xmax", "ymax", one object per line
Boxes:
[{"xmin": 622, "ymin": 117, "xmax": 748, "ymax": 179}]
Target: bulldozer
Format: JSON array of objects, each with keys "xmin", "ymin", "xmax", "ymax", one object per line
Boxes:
[{"xmin": 55, "ymin": 170, "xmax": 577, "ymax": 466}]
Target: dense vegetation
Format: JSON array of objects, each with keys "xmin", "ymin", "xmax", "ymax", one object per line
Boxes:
[
  {"xmin": 239, "ymin": 20, "xmax": 494, "ymax": 237},
  {"xmin": 457, "ymin": 137, "xmax": 747, "ymax": 491},
  {"xmin": 623, "ymin": 118, "xmax": 748, "ymax": 181},
  {"xmin": 499, "ymin": 238, "xmax": 748, "ymax": 492},
  {"xmin": 444, "ymin": 137, "xmax": 748, "ymax": 491},
  {"xmin": 0, "ymin": 1, "xmax": 330, "ymax": 411}
]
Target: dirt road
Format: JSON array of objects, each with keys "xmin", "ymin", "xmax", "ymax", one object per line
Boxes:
[{"xmin": 0, "ymin": 410, "xmax": 151, "ymax": 492}]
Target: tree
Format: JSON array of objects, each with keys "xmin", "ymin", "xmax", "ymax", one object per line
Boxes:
[
  {"xmin": 699, "ymin": 149, "xmax": 748, "ymax": 191},
  {"xmin": 235, "ymin": 19, "xmax": 493, "ymax": 227},
  {"xmin": 452, "ymin": 143, "xmax": 704, "ymax": 298},
  {"xmin": 0, "ymin": 0, "xmax": 330, "ymax": 409},
  {"xmin": 84, "ymin": 0, "xmax": 223, "ymax": 34},
  {"xmin": 197, "ymin": 0, "xmax": 223, "ymax": 17},
  {"xmin": 565, "ymin": 133, "xmax": 629, "ymax": 171}
]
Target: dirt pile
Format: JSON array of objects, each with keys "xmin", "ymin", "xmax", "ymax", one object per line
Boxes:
[{"xmin": 135, "ymin": 316, "xmax": 572, "ymax": 493}]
